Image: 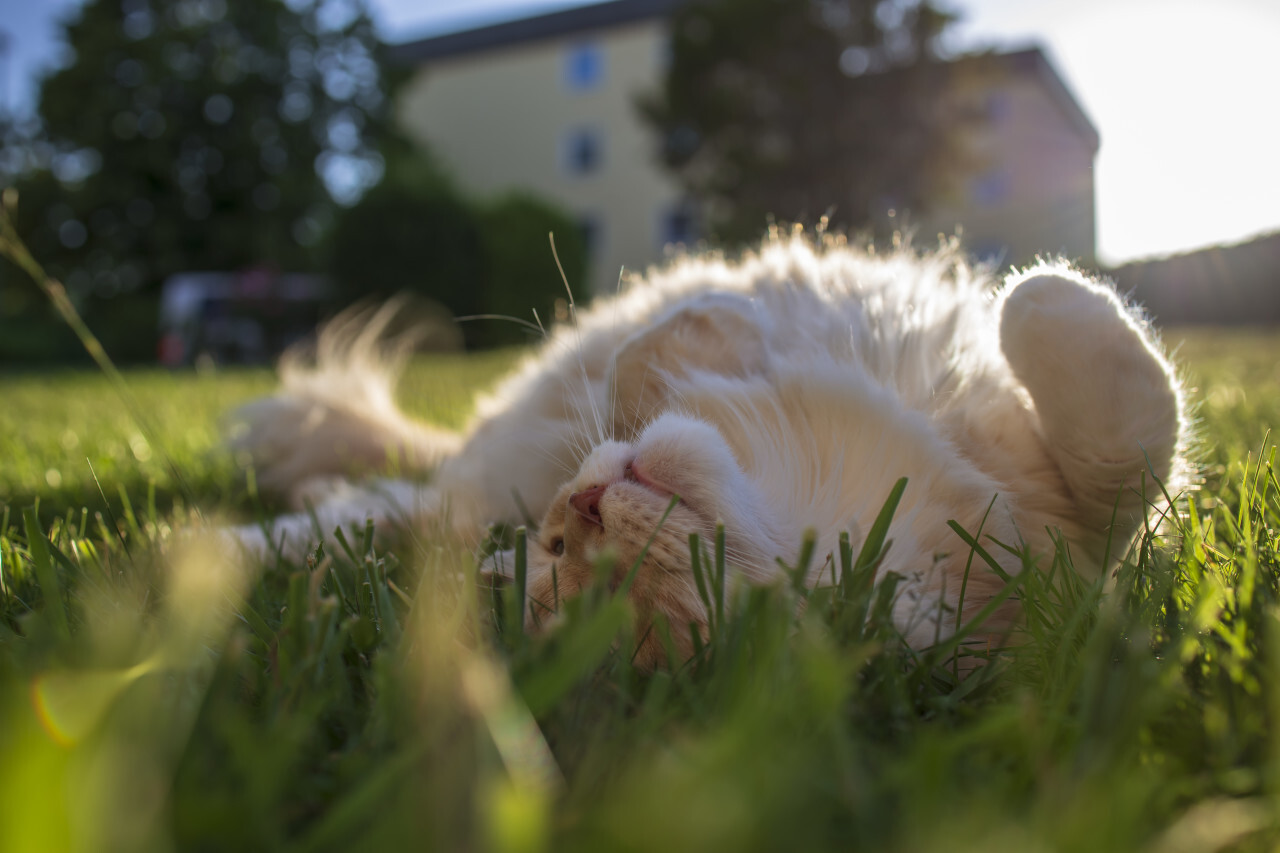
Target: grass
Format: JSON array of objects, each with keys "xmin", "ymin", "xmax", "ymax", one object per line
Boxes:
[
  {"xmin": 3, "ymin": 324, "xmax": 1280, "ymax": 853},
  {"xmin": 0, "ymin": 351, "xmax": 521, "ymax": 520}
]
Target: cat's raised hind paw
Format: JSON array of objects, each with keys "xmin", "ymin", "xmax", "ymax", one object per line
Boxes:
[
  {"xmin": 998, "ymin": 268, "xmax": 1174, "ymax": 429},
  {"xmin": 998, "ymin": 266, "xmax": 1182, "ymax": 546}
]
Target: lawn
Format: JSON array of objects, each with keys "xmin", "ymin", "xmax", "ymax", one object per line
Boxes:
[{"xmin": 2, "ymin": 327, "xmax": 1280, "ymax": 852}]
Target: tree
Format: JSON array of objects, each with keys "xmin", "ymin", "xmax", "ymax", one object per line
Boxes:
[
  {"xmin": 2, "ymin": 0, "xmax": 393, "ymax": 311},
  {"xmin": 639, "ymin": 0, "xmax": 974, "ymax": 244}
]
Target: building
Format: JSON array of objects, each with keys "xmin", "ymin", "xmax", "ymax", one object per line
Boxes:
[
  {"xmin": 391, "ymin": 0, "xmax": 1098, "ymax": 291},
  {"xmin": 916, "ymin": 49, "xmax": 1099, "ymax": 266}
]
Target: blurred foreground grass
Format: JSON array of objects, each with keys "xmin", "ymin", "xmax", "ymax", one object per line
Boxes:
[{"xmin": 2, "ymin": 327, "xmax": 1280, "ymax": 852}]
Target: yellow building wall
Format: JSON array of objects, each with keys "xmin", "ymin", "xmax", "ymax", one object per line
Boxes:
[{"xmin": 397, "ymin": 21, "xmax": 684, "ymax": 294}]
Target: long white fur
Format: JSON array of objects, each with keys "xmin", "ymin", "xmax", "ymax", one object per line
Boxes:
[{"xmin": 225, "ymin": 233, "xmax": 1189, "ymax": 654}]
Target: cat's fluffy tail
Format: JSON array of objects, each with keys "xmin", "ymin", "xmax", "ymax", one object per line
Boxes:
[{"xmin": 227, "ymin": 299, "xmax": 461, "ymax": 505}]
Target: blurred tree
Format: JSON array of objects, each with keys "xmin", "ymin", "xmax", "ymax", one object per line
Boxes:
[
  {"xmin": 639, "ymin": 0, "xmax": 974, "ymax": 244},
  {"xmin": 1, "ymin": 0, "xmax": 395, "ymax": 320},
  {"xmin": 0, "ymin": 123, "xmax": 83, "ymax": 363}
]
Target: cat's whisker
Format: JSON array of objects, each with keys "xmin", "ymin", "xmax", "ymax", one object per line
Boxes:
[
  {"xmin": 606, "ymin": 265, "xmax": 629, "ymax": 436},
  {"xmin": 578, "ymin": 363, "xmax": 606, "ymax": 446},
  {"xmin": 567, "ymin": 431, "xmax": 593, "ymax": 468},
  {"xmin": 564, "ymin": 319, "xmax": 608, "ymax": 449},
  {"xmin": 530, "ymin": 444, "xmax": 577, "ymax": 480},
  {"xmin": 530, "ymin": 306, "xmax": 548, "ymax": 341},
  {"xmin": 564, "ymin": 387, "xmax": 601, "ymax": 461},
  {"xmin": 551, "ymin": 339, "xmax": 606, "ymax": 450}
]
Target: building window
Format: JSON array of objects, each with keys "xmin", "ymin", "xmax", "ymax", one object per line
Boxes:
[
  {"xmin": 659, "ymin": 201, "xmax": 699, "ymax": 249},
  {"xmin": 565, "ymin": 42, "xmax": 604, "ymax": 91},
  {"xmin": 985, "ymin": 91, "xmax": 1012, "ymax": 122},
  {"xmin": 971, "ymin": 167, "xmax": 1011, "ymax": 207},
  {"xmin": 563, "ymin": 127, "xmax": 602, "ymax": 175}
]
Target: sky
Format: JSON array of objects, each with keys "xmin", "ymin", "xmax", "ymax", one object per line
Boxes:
[{"xmin": 2, "ymin": 0, "xmax": 1278, "ymax": 265}]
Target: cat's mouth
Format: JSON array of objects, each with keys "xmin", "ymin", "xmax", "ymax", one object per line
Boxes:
[{"xmin": 568, "ymin": 458, "xmax": 676, "ymax": 529}]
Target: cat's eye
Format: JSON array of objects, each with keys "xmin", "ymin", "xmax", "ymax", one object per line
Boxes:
[{"xmin": 550, "ymin": 537, "xmax": 564, "ymax": 556}]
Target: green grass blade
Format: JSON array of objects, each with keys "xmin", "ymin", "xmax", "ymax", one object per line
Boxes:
[
  {"xmin": 849, "ymin": 477, "xmax": 908, "ymax": 586},
  {"xmin": 22, "ymin": 506, "xmax": 69, "ymax": 640},
  {"xmin": 510, "ymin": 526, "xmax": 528, "ymax": 639}
]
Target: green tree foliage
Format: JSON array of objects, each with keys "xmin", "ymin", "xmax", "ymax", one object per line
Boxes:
[
  {"xmin": 0, "ymin": 0, "xmax": 393, "ymax": 329},
  {"xmin": 639, "ymin": 0, "xmax": 972, "ymax": 243}
]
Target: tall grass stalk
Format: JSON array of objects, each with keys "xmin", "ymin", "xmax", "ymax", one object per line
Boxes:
[{"xmin": 0, "ymin": 190, "xmax": 194, "ymax": 505}]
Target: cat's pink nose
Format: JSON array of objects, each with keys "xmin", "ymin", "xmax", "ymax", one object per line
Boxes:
[{"xmin": 569, "ymin": 484, "xmax": 606, "ymax": 527}]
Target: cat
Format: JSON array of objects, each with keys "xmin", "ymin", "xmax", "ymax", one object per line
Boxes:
[{"xmin": 226, "ymin": 232, "xmax": 1188, "ymax": 669}]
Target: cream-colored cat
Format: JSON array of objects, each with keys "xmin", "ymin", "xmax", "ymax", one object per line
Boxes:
[{"xmin": 228, "ymin": 234, "xmax": 1187, "ymax": 667}]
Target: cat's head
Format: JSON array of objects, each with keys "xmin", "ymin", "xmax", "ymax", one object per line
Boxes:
[{"xmin": 490, "ymin": 412, "xmax": 775, "ymax": 669}]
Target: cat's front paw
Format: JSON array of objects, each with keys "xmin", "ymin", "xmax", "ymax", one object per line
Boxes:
[
  {"xmin": 221, "ymin": 512, "xmax": 335, "ymax": 563},
  {"xmin": 289, "ymin": 475, "xmax": 360, "ymax": 511},
  {"xmin": 222, "ymin": 520, "xmax": 296, "ymax": 563}
]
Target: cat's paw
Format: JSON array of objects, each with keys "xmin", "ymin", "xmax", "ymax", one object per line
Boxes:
[
  {"xmin": 289, "ymin": 475, "xmax": 361, "ymax": 511},
  {"xmin": 999, "ymin": 268, "xmax": 1158, "ymax": 396},
  {"xmin": 999, "ymin": 270, "xmax": 1122, "ymax": 345},
  {"xmin": 221, "ymin": 516, "xmax": 317, "ymax": 563},
  {"xmin": 998, "ymin": 266, "xmax": 1181, "ymax": 528}
]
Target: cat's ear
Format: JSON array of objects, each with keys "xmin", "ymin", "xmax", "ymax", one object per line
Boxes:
[{"xmin": 611, "ymin": 293, "xmax": 768, "ymax": 438}]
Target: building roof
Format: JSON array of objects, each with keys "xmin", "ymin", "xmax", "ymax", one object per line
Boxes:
[
  {"xmin": 390, "ymin": 4, "xmax": 1098, "ymax": 150},
  {"xmin": 980, "ymin": 48, "xmax": 1100, "ymax": 151},
  {"xmin": 389, "ymin": 0, "xmax": 687, "ymax": 64}
]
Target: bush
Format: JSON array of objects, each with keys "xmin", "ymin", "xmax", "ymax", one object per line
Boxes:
[
  {"xmin": 328, "ymin": 168, "xmax": 591, "ymax": 350},
  {"xmin": 0, "ymin": 313, "xmax": 81, "ymax": 365},
  {"xmin": 473, "ymin": 193, "xmax": 589, "ymax": 347},
  {"xmin": 87, "ymin": 292, "xmax": 161, "ymax": 364},
  {"xmin": 328, "ymin": 180, "xmax": 488, "ymax": 346}
]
